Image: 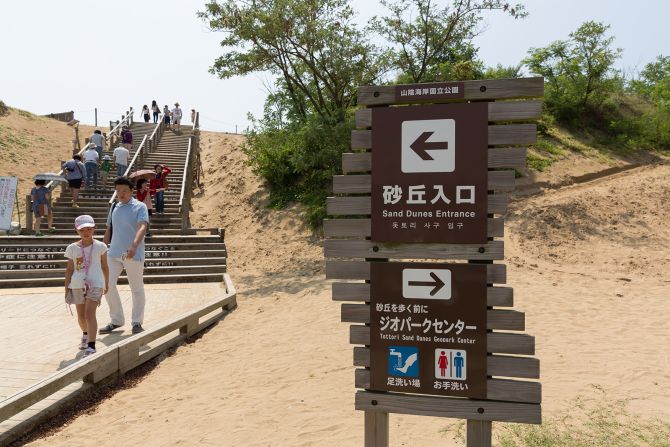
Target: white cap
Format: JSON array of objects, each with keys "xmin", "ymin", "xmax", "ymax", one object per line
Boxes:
[{"xmin": 74, "ymin": 215, "xmax": 95, "ymax": 229}]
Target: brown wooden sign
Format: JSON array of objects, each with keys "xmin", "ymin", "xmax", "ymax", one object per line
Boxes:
[
  {"xmin": 371, "ymin": 103, "xmax": 488, "ymax": 243},
  {"xmin": 370, "ymin": 262, "xmax": 487, "ymax": 398},
  {"xmin": 325, "ymin": 77, "xmax": 544, "ymax": 447}
]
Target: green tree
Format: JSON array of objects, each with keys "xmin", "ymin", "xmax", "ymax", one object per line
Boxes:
[
  {"xmin": 199, "ymin": 0, "xmax": 387, "ymax": 122},
  {"xmin": 524, "ymin": 21, "xmax": 622, "ymax": 121},
  {"xmin": 630, "ymin": 55, "xmax": 670, "ymax": 110},
  {"xmin": 482, "ymin": 63, "xmax": 523, "ymax": 79},
  {"xmin": 370, "ymin": 0, "xmax": 526, "ymax": 83}
]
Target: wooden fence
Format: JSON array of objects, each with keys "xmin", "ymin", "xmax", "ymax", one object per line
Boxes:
[
  {"xmin": 42, "ymin": 111, "xmax": 74, "ymax": 122},
  {"xmin": 0, "ymin": 274, "xmax": 236, "ymax": 440}
]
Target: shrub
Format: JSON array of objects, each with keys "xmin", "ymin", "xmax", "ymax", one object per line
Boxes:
[{"xmin": 242, "ymin": 113, "xmax": 354, "ymax": 227}]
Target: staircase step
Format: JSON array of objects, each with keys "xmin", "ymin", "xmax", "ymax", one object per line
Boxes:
[
  {"xmin": 0, "ymin": 234, "xmax": 222, "ymax": 244},
  {"xmin": 0, "ymin": 264, "xmax": 226, "ymax": 279},
  {"xmin": 0, "ymin": 273, "xmax": 223, "ymax": 288},
  {"xmin": 0, "ymin": 257, "xmax": 227, "ymax": 268},
  {"xmin": 0, "ymin": 250, "xmax": 226, "ymax": 261}
]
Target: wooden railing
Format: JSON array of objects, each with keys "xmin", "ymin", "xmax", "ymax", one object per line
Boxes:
[
  {"xmin": 177, "ymin": 112, "xmax": 200, "ymax": 233},
  {"xmin": 0, "ymin": 274, "xmax": 236, "ymax": 428},
  {"xmin": 108, "ymin": 107, "xmax": 134, "ymax": 143},
  {"xmin": 179, "ymin": 137, "xmax": 193, "ymax": 233},
  {"xmin": 108, "ymin": 134, "xmax": 148, "ymax": 205},
  {"xmin": 147, "ymin": 119, "xmax": 165, "ymax": 154}
]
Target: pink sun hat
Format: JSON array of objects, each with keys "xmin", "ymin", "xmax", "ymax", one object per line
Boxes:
[{"xmin": 74, "ymin": 215, "xmax": 96, "ymax": 230}]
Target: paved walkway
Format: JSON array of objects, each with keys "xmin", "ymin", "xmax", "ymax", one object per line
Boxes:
[{"xmin": 0, "ymin": 282, "xmax": 226, "ymax": 439}]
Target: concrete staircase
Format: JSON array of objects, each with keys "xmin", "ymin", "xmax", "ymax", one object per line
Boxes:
[{"xmin": 0, "ymin": 118, "xmax": 226, "ymax": 288}]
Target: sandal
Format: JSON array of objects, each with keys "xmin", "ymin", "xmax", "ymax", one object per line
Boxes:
[
  {"xmin": 35, "ymin": 232, "xmax": 44, "ymax": 237},
  {"xmin": 47, "ymin": 227, "xmax": 57, "ymax": 233}
]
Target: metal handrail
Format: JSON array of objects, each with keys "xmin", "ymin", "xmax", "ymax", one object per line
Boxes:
[{"xmin": 108, "ymin": 134, "xmax": 148, "ymax": 205}]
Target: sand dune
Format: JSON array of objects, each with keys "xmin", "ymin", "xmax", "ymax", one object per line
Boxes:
[
  {"xmin": 23, "ymin": 134, "xmax": 670, "ymax": 446},
  {"xmin": 0, "ymin": 109, "xmax": 96, "ymax": 200}
]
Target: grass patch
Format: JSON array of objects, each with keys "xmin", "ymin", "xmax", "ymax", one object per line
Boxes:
[
  {"xmin": 497, "ymin": 398, "xmax": 670, "ymax": 447},
  {"xmin": 16, "ymin": 109, "xmax": 36, "ymax": 120},
  {"xmin": 526, "ymin": 152, "xmax": 554, "ymax": 171},
  {"xmin": 533, "ymin": 138, "xmax": 565, "ymax": 157},
  {"xmin": 0, "ymin": 124, "xmax": 31, "ymax": 151}
]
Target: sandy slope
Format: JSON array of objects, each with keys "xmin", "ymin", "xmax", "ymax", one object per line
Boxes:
[
  {"xmin": 0, "ymin": 109, "xmax": 96, "ymax": 221},
  {"xmin": 24, "ymin": 133, "xmax": 670, "ymax": 446}
]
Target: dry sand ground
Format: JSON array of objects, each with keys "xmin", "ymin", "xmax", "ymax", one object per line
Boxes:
[
  {"xmin": 0, "ymin": 108, "xmax": 96, "ymax": 221},
  {"xmin": 21, "ymin": 131, "xmax": 670, "ymax": 446}
]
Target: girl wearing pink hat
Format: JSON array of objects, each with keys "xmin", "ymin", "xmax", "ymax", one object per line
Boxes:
[{"xmin": 64, "ymin": 215, "xmax": 109, "ymax": 358}]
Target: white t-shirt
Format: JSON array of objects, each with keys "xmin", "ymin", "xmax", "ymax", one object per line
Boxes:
[
  {"xmin": 172, "ymin": 107, "xmax": 182, "ymax": 119},
  {"xmin": 113, "ymin": 146, "xmax": 130, "ymax": 165},
  {"xmin": 65, "ymin": 240, "xmax": 108, "ymax": 289},
  {"xmin": 84, "ymin": 149, "xmax": 99, "ymax": 163}
]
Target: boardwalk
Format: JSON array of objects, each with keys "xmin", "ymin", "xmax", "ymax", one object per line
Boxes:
[{"xmin": 0, "ymin": 282, "xmax": 229, "ymax": 443}]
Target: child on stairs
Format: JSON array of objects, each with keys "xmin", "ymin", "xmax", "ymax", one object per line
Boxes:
[
  {"xmin": 64, "ymin": 215, "xmax": 109, "ymax": 358},
  {"xmin": 31, "ymin": 180, "xmax": 56, "ymax": 236},
  {"xmin": 136, "ymin": 178, "xmax": 153, "ymax": 237}
]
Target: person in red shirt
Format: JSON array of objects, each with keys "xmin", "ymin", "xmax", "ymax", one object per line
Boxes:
[
  {"xmin": 136, "ymin": 179, "xmax": 153, "ymax": 237},
  {"xmin": 149, "ymin": 164, "xmax": 171, "ymax": 214}
]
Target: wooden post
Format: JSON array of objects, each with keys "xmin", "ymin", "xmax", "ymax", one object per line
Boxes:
[
  {"xmin": 364, "ymin": 411, "xmax": 388, "ymax": 447},
  {"xmin": 25, "ymin": 195, "xmax": 33, "ymax": 234},
  {"xmin": 467, "ymin": 420, "xmax": 492, "ymax": 447},
  {"xmin": 74, "ymin": 125, "xmax": 81, "ymax": 153}
]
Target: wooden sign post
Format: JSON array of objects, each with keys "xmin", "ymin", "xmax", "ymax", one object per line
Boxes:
[{"xmin": 324, "ymin": 77, "xmax": 544, "ymax": 446}]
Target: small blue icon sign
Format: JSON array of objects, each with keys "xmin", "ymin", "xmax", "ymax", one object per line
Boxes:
[{"xmin": 388, "ymin": 346, "xmax": 419, "ymax": 377}]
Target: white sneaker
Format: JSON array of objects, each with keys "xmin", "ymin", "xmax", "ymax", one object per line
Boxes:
[
  {"xmin": 79, "ymin": 336, "xmax": 88, "ymax": 350},
  {"xmin": 83, "ymin": 347, "xmax": 96, "ymax": 357}
]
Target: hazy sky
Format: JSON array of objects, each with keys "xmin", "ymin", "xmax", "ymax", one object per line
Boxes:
[{"xmin": 0, "ymin": 1, "xmax": 667, "ymax": 132}]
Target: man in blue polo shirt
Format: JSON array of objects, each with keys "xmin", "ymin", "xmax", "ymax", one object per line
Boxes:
[{"xmin": 100, "ymin": 176, "xmax": 149, "ymax": 334}]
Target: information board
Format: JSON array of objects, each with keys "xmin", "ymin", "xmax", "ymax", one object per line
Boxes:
[
  {"xmin": 371, "ymin": 103, "xmax": 488, "ymax": 243},
  {"xmin": 0, "ymin": 177, "xmax": 18, "ymax": 231},
  {"xmin": 369, "ymin": 262, "xmax": 487, "ymax": 398}
]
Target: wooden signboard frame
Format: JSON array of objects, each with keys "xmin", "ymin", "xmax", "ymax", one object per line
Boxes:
[{"xmin": 324, "ymin": 77, "xmax": 544, "ymax": 446}]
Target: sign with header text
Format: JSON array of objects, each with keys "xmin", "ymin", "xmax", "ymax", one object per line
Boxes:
[{"xmin": 371, "ymin": 103, "xmax": 488, "ymax": 243}]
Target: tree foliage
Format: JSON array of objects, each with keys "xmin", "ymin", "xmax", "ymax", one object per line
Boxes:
[
  {"xmin": 199, "ymin": 0, "xmax": 387, "ymax": 122},
  {"xmin": 524, "ymin": 21, "xmax": 622, "ymax": 121},
  {"xmin": 370, "ymin": 0, "xmax": 526, "ymax": 83},
  {"xmin": 630, "ymin": 55, "xmax": 670, "ymax": 111}
]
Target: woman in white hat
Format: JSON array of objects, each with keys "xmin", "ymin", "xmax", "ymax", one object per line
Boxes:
[{"xmin": 171, "ymin": 102, "xmax": 183, "ymax": 133}]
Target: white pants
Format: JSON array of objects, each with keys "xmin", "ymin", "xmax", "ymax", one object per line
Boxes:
[{"xmin": 105, "ymin": 257, "xmax": 146, "ymax": 326}]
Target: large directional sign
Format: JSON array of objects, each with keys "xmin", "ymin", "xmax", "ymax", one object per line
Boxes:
[
  {"xmin": 371, "ymin": 103, "xmax": 488, "ymax": 243},
  {"xmin": 370, "ymin": 262, "xmax": 487, "ymax": 398}
]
